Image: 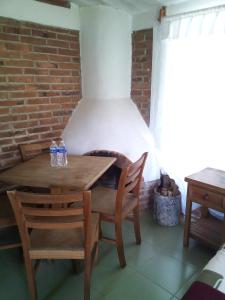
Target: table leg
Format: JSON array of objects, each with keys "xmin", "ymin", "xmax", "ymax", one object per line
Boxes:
[{"xmin": 183, "ymin": 185, "xmax": 192, "ymax": 248}]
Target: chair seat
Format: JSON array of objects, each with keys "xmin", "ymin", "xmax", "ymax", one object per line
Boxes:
[
  {"xmin": 92, "ymin": 186, "xmax": 138, "ymax": 217},
  {"xmin": 29, "ymin": 213, "xmax": 99, "ymax": 259}
]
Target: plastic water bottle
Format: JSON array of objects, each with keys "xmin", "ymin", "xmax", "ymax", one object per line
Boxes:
[
  {"xmin": 50, "ymin": 140, "xmax": 58, "ymax": 167},
  {"xmin": 57, "ymin": 140, "xmax": 68, "ymax": 167}
]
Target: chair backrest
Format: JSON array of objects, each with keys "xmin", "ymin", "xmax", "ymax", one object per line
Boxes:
[
  {"xmin": 19, "ymin": 141, "xmax": 51, "ymax": 162},
  {"xmin": 115, "ymin": 152, "xmax": 148, "ymax": 212},
  {"xmin": 7, "ymin": 191, "xmax": 92, "ymax": 254}
]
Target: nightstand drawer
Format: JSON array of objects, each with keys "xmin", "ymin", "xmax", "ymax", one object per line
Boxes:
[{"xmin": 189, "ymin": 186, "xmax": 224, "ymax": 211}]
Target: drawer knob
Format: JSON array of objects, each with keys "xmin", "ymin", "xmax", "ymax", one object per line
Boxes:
[{"xmin": 203, "ymin": 194, "xmax": 209, "ymax": 200}]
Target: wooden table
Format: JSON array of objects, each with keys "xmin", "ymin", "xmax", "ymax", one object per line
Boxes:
[
  {"xmin": 0, "ymin": 154, "xmax": 116, "ymax": 192},
  {"xmin": 183, "ymin": 167, "xmax": 225, "ymax": 249}
]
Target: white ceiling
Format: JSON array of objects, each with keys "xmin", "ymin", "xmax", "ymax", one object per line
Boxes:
[{"xmin": 70, "ymin": 0, "xmax": 189, "ymax": 15}]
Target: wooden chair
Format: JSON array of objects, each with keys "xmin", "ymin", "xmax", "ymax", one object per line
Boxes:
[
  {"xmin": 7, "ymin": 190, "xmax": 99, "ymax": 300},
  {"xmin": 19, "ymin": 141, "xmax": 51, "ymax": 162},
  {"xmin": 92, "ymin": 152, "xmax": 148, "ymax": 268},
  {"xmin": 0, "ymin": 183, "xmax": 21, "ymax": 250},
  {"xmin": 19, "ymin": 141, "xmax": 52, "ymax": 193}
]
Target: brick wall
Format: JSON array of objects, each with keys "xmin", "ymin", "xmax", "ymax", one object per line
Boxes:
[
  {"xmin": 131, "ymin": 29, "xmax": 153, "ymax": 125},
  {"xmin": 0, "ymin": 17, "xmax": 81, "ymax": 170}
]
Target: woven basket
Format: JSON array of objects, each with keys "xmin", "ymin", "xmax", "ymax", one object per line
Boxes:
[{"xmin": 153, "ymin": 191, "xmax": 181, "ymax": 226}]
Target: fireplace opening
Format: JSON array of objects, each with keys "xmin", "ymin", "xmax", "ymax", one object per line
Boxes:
[{"xmin": 84, "ymin": 150, "xmax": 131, "ymax": 189}]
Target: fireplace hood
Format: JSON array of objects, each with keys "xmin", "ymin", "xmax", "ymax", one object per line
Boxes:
[{"xmin": 62, "ymin": 6, "xmax": 160, "ymax": 181}]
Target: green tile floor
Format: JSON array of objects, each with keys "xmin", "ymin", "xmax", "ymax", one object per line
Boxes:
[{"xmin": 0, "ymin": 212, "xmax": 215, "ymax": 300}]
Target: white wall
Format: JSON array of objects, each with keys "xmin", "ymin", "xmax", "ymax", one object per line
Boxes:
[
  {"xmin": 0, "ymin": 0, "xmax": 80, "ymax": 30},
  {"xmin": 132, "ymin": 5, "xmax": 160, "ymax": 31},
  {"xmin": 80, "ymin": 6, "xmax": 132, "ymax": 99}
]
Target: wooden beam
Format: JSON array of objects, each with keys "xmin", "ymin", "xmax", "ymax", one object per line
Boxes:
[
  {"xmin": 158, "ymin": 6, "xmax": 166, "ymax": 23},
  {"xmin": 35, "ymin": 0, "xmax": 71, "ymax": 9}
]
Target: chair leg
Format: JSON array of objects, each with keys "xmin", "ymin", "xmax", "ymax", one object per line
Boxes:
[
  {"xmin": 84, "ymin": 258, "xmax": 91, "ymax": 300},
  {"xmin": 115, "ymin": 222, "xmax": 126, "ymax": 268},
  {"xmin": 99, "ymin": 219, "xmax": 103, "ymax": 240},
  {"xmin": 93, "ymin": 241, "xmax": 99, "ymax": 265},
  {"xmin": 133, "ymin": 206, "xmax": 141, "ymax": 245},
  {"xmin": 23, "ymin": 254, "xmax": 37, "ymax": 300}
]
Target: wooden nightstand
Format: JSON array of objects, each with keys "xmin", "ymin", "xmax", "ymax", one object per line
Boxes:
[{"xmin": 183, "ymin": 167, "xmax": 225, "ymax": 249}]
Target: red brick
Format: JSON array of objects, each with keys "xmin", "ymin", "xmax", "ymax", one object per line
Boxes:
[
  {"xmin": 11, "ymin": 106, "xmax": 39, "ymax": 114},
  {"xmin": 40, "ymin": 131, "xmax": 60, "ymax": 139},
  {"xmin": 53, "ymin": 110, "xmax": 72, "ymax": 116},
  {"xmin": 52, "ymin": 124, "xmax": 65, "ymax": 130},
  {"xmin": 0, "ymin": 51, "xmax": 21, "ymax": 59},
  {"xmin": 13, "ymin": 121, "xmax": 38, "ymax": 129},
  {"xmin": 12, "ymin": 115, "xmax": 27, "ymax": 121},
  {"xmin": 35, "ymin": 76, "xmax": 61, "ymax": 83},
  {"xmin": 10, "ymin": 91, "xmax": 37, "ymax": 98},
  {"xmin": 47, "ymin": 39, "xmax": 69, "ymax": 48},
  {"xmin": 38, "ymin": 91, "xmax": 60, "ymax": 97},
  {"xmin": 0, "ymin": 92, "xmax": 8, "ymax": 99},
  {"xmin": 0, "ymin": 108, "xmax": 9, "ymax": 114},
  {"xmin": 0, "ymin": 124, "xmax": 10, "ymax": 130},
  {"xmin": 71, "ymin": 70, "xmax": 80, "ymax": 76},
  {"xmin": 40, "ymin": 118, "xmax": 58, "ymax": 125},
  {"xmin": 58, "ymin": 62, "xmax": 79, "ymax": 70},
  {"xmin": 57, "ymin": 34, "xmax": 75, "ymax": 42},
  {"xmin": 0, "ymin": 84, "xmax": 25, "ymax": 91},
  {"xmin": 28, "ymin": 126, "xmax": 50, "ymax": 134},
  {"xmin": 1, "ymin": 100, "xmax": 24, "ymax": 106},
  {"xmin": 5, "ymin": 43, "xmax": 31, "ymax": 52},
  {"xmin": 131, "ymin": 28, "xmax": 153, "ymax": 125},
  {"xmin": 25, "ymin": 84, "xmax": 50, "ymax": 91},
  {"xmin": 38, "ymin": 104, "xmax": 61, "ymax": 111},
  {"xmin": 133, "ymin": 49, "xmax": 146, "ymax": 56},
  {"xmin": 27, "ymin": 98, "xmax": 50, "ymax": 105},
  {"xmin": 0, "ymin": 17, "xmax": 20, "ymax": 26},
  {"xmin": 49, "ymin": 69, "xmax": 72, "ymax": 76},
  {"xmin": 0, "ymin": 77, "xmax": 6, "ymax": 82},
  {"xmin": 24, "ymin": 68, "xmax": 48, "ymax": 75},
  {"xmin": 61, "ymin": 77, "xmax": 79, "ymax": 84},
  {"xmin": 133, "ymin": 33, "xmax": 145, "ymax": 42},
  {"xmin": 36, "ymin": 62, "xmax": 58, "ymax": 69},
  {"xmin": 0, "ymin": 16, "xmax": 81, "ymax": 168},
  {"xmin": 58, "ymin": 48, "xmax": 78, "ymax": 56},
  {"xmin": 21, "ymin": 36, "xmax": 46, "ymax": 45},
  {"xmin": 1, "ymin": 144, "xmax": 18, "ymax": 152},
  {"xmin": 33, "ymin": 46, "xmax": 57, "ymax": 54},
  {"xmin": 3, "ymin": 26, "xmax": 31, "ymax": 35},
  {"xmin": 0, "ymin": 152, "xmax": 14, "ymax": 159},
  {"xmin": 48, "ymin": 54, "xmax": 71, "ymax": 62},
  {"xmin": 51, "ymin": 84, "xmax": 75, "ymax": 90},
  {"xmin": 29, "ymin": 112, "xmax": 52, "ymax": 119},
  {"xmin": 32, "ymin": 29, "xmax": 56, "ymax": 39},
  {"xmin": 70, "ymin": 42, "xmax": 79, "ymax": 49},
  {"xmin": 0, "ymin": 67, "xmax": 23, "ymax": 74},
  {"xmin": 0, "ymin": 138, "xmax": 13, "ymax": 145},
  {"xmin": 0, "ymin": 33, "xmax": 19, "ymax": 41},
  {"xmin": 0, "ymin": 131, "xmax": 14, "ymax": 139},
  {"xmin": 50, "ymin": 97, "xmax": 72, "ymax": 104},
  {"xmin": 62, "ymin": 103, "xmax": 76, "ymax": 110},
  {"xmin": 8, "ymin": 76, "xmax": 35, "ymax": 83},
  {"xmin": 15, "ymin": 135, "xmax": 39, "ymax": 143},
  {"xmin": 23, "ymin": 53, "xmax": 48, "ymax": 61},
  {"xmin": 4, "ymin": 60, "xmax": 34, "ymax": 67}
]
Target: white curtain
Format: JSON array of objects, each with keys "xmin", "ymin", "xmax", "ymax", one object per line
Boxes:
[{"xmin": 150, "ymin": 7, "xmax": 225, "ymax": 213}]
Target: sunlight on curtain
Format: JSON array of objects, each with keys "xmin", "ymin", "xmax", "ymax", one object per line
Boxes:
[{"xmin": 150, "ymin": 7, "xmax": 225, "ymax": 213}]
